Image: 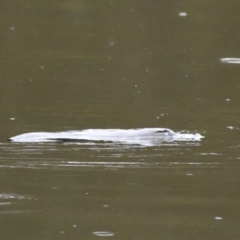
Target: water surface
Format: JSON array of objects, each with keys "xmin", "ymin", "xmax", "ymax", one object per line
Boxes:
[{"xmin": 1, "ymin": 1, "xmax": 240, "ymax": 239}]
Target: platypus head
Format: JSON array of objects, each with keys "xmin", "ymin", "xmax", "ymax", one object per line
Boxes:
[{"xmin": 156, "ymin": 129, "xmax": 175, "ymax": 136}]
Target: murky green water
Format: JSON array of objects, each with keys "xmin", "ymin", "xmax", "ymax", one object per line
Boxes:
[{"xmin": 1, "ymin": 1, "xmax": 240, "ymax": 239}]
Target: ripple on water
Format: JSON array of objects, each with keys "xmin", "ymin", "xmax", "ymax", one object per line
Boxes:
[
  {"xmin": 93, "ymin": 231, "xmax": 114, "ymax": 237},
  {"xmin": 0, "ymin": 193, "xmax": 36, "ymax": 213},
  {"xmin": 0, "ymin": 136, "xmax": 205, "ymax": 170},
  {"xmin": 220, "ymin": 57, "xmax": 240, "ymax": 64}
]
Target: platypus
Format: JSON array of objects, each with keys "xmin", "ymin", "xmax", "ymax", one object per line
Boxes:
[{"xmin": 9, "ymin": 128, "xmax": 176, "ymax": 143}]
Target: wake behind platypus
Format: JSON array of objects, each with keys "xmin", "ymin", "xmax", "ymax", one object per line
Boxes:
[{"xmin": 9, "ymin": 128, "xmax": 204, "ymax": 146}]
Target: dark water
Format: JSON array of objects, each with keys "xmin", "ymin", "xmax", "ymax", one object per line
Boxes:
[{"xmin": 1, "ymin": 1, "xmax": 240, "ymax": 239}]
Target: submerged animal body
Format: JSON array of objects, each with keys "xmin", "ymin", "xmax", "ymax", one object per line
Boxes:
[{"xmin": 9, "ymin": 128, "xmax": 203, "ymax": 145}]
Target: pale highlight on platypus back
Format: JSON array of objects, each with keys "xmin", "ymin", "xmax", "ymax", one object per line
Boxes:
[{"xmin": 9, "ymin": 128, "xmax": 204, "ymax": 146}]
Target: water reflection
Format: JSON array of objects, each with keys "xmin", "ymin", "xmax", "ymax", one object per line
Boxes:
[
  {"xmin": 0, "ymin": 193, "xmax": 36, "ymax": 214},
  {"xmin": 0, "ymin": 138, "xmax": 222, "ymax": 170},
  {"xmin": 92, "ymin": 231, "xmax": 114, "ymax": 237},
  {"xmin": 178, "ymin": 12, "xmax": 187, "ymax": 17},
  {"xmin": 0, "ymin": 193, "xmax": 26, "ymax": 200},
  {"xmin": 220, "ymin": 58, "xmax": 240, "ymax": 64}
]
